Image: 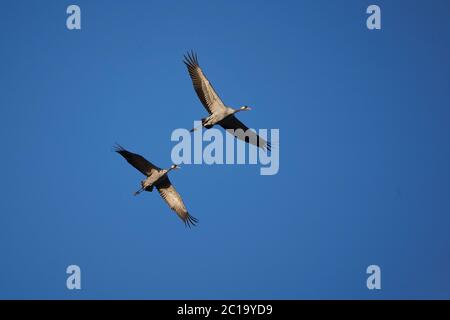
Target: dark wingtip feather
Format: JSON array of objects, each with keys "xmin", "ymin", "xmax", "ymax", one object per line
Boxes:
[
  {"xmin": 183, "ymin": 50, "xmax": 199, "ymax": 68},
  {"xmin": 193, "ymin": 51, "xmax": 199, "ymax": 65},
  {"xmin": 113, "ymin": 143, "xmax": 126, "ymax": 153},
  {"xmin": 256, "ymin": 139, "xmax": 271, "ymax": 152},
  {"xmin": 184, "ymin": 213, "xmax": 199, "ymax": 228}
]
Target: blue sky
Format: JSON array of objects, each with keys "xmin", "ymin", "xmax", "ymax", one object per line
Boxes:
[{"xmin": 1, "ymin": 0, "xmax": 450, "ymax": 299}]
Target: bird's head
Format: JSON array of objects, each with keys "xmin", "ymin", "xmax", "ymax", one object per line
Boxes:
[
  {"xmin": 171, "ymin": 164, "xmax": 181, "ymax": 170},
  {"xmin": 239, "ymin": 105, "xmax": 252, "ymax": 111}
]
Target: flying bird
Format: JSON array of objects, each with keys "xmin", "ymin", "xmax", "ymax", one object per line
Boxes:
[
  {"xmin": 183, "ymin": 51, "xmax": 271, "ymax": 151},
  {"xmin": 114, "ymin": 145, "xmax": 198, "ymax": 227}
]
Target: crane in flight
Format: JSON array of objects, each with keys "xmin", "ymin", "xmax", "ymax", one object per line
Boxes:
[
  {"xmin": 115, "ymin": 145, "xmax": 198, "ymax": 228},
  {"xmin": 184, "ymin": 51, "xmax": 271, "ymax": 151}
]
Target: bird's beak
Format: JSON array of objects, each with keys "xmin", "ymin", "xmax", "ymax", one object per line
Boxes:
[{"xmin": 247, "ymin": 107, "xmax": 252, "ymax": 110}]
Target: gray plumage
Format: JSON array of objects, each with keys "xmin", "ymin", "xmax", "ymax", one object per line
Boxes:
[
  {"xmin": 183, "ymin": 51, "xmax": 271, "ymax": 151},
  {"xmin": 114, "ymin": 145, "xmax": 198, "ymax": 228}
]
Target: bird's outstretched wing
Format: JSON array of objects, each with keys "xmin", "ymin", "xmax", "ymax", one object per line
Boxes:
[
  {"xmin": 114, "ymin": 144, "xmax": 161, "ymax": 176},
  {"xmin": 156, "ymin": 176, "xmax": 198, "ymax": 228},
  {"xmin": 219, "ymin": 116, "xmax": 271, "ymax": 151},
  {"xmin": 183, "ymin": 51, "xmax": 226, "ymax": 115}
]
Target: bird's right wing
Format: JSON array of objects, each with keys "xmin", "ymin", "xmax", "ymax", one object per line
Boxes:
[
  {"xmin": 156, "ymin": 176, "xmax": 198, "ymax": 228},
  {"xmin": 219, "ymin": 116, "xmax": 271, "ymax": 151},
  {"xmin": 183, "ymin": 51, "xmax": 226, "ymax": 115},
  {"xmin": 114, "ymin": 145, "xmax": 160, "ymax": 176}
]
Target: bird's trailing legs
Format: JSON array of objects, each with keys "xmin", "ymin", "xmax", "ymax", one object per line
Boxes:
[
  {"xmin": 190, "ymin": 118, "xmax": 214, "ymax": 132},
  {"xmin": 134, "ymin": 186, "xmax": 145, "ymax": 196},
  {"xmin": 134, "ymin": 180, "xmax": 151, "ymax": 196},
  {"xmin": 190, "ymin": 123, "xmax": 202, "ymax": 132}
]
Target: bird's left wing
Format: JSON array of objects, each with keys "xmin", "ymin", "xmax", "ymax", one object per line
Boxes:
[
  {"xmin": 114, "ymin": 145, "xmax": 160, "ymax": 176},
  {"xmin": 183, "ymin": 51, "xmax": 226, "ymax": 115},
  {"xmin": 156, "ymin": 176, "xmax": 198, "ymax": 228},
  {"xmin": 219, "ymin": 116, "xmax": 271, "ymax": 151}
]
